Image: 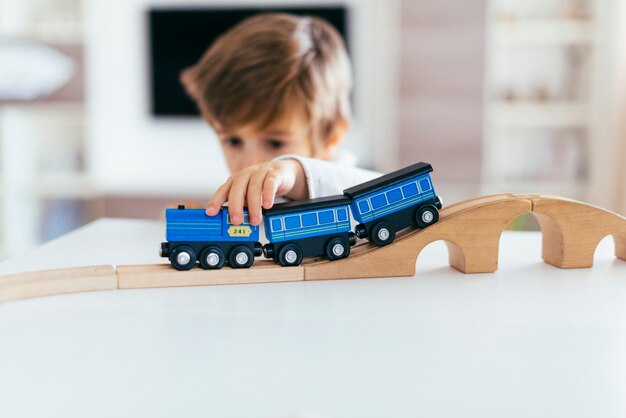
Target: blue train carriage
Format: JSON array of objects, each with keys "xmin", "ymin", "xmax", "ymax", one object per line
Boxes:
[
  {"xmin": 343, "ymin": 162, "xmax": 443, "ymax": 246},
  {"xmin": 262, "ymin": 195, "xmax": 358, "ymax": 266},
  {"xmin": 160, "ymin": 205, "xmax": 262, "ymax": 270}
]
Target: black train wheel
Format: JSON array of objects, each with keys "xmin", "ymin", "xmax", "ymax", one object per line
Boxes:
[
  {"xmin": 415, "ymin": 205, "xmax": 439, "ymax": 229},
  {"xmin": 200, "ymin": 247, "xmax": 225, "ymax": 269},
  {"xmin": 370, "ymin": 221, "xmax": 396, "ymax": 246},
  {"xmin": 170, "ymin": 245, "xmax": 197, "ymax": 270},
  {"xmin": 229, "ymin": 246, "xmax": 255, "ymax": 268},
  {"xmin": 278, "ymin": 243, "xmax": 303, "ymax": 267},
  {"xmin": 325, "ymin": 237, "xmax": 350, "ymax": 260}
]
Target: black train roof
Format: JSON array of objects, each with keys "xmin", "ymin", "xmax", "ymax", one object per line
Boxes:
[
  {"xmin": 262, "ymin": 195, "xmax": 351, "ymax": 217},
  {"xmin": 343, "ymin": 162, "xmax": 434, "ymax": 199}
]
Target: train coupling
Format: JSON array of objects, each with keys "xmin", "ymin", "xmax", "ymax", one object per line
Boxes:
[
  {"xmin": 354, "ymin": 224, "xmax": 367, "ymax": 239},
  {"xmin": 263, "ymin": 244, "xmax": 275, "ymax": 259},
  {"xmin": 160, "ymin": 242, "xmax": 170, "ymax": 258},
  {"xmin": 434, "ymin": 195, "xmax": 443, "ymax": 209}
]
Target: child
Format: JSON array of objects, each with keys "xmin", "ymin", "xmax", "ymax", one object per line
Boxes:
[{"xmin": 181, "ymin": 13, "xmax": 379, "ymax": 226}]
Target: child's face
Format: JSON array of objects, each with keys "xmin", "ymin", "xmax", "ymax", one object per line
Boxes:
[{"xmin": 214, "ymin": 110, "xmax": 315, "ymax": 174}]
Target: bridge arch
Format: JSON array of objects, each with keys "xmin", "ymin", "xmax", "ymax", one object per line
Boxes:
[
  {"xmin": 529, "ymin": 195, "xmax": 626, "ymax": 268},
  {"xmin": 593, "ymin": 234, "xmax": 619, "ymax": 265}
]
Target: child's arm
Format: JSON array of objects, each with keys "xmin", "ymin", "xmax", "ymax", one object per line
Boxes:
[{"xmin": 206, "ymin": 156, "xmax": 381, "ymax": 226}]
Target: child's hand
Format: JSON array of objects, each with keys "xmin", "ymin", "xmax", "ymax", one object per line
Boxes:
[{"xmin": 206, "ymin": 159, "xmax": 308, "ymax": 226}]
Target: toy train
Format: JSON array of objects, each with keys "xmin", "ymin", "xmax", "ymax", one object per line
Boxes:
[{"xmin": 160, "ymin": 162, "xmax": 443, "ymax": 270}]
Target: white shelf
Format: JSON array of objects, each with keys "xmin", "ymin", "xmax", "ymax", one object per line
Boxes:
[
  {"xmin": 15, "ymin": 23, "xmax": 84, "ymax": 45},
  {"xmin": 482, "ymin": 180, "xmax": 587, "ymax": 199},
  {"xmin": 98, "ymin": 183, "xmax": 216, "ymax": 199},
  {"xmin": 490, "ymin": 101, "xmax": 590, "ymax": 128},
  {"xmin": 433, "ymin": 181, "xmax": 482, "ymax": 207},
  {"xmin": 35, "ymin": 173, "xmax": 98, "ymax": 199},
  {"xmin": 481, "ymin": 0, "xmax": 609, "ymax": 208},
  {"xmin": 0, "ymin": 0, "xmax": 83, "ymax": 44},
  {"xmin": 491, "ymin": 20, "xmax": 594, "ymax": 45},
  {"xmin": 0, "ymin": 101, "xmax": 84, "ymax": 116}
]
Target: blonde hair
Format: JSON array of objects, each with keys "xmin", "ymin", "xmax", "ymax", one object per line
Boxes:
[{"xmin": 180, "ymin": 13, "xmax": 352, "ymax": 150}]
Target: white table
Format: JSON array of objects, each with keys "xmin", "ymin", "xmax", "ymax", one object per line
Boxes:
[{"xmin": 1, "ymin": 218, "xmax": 625, "ymax": 418}]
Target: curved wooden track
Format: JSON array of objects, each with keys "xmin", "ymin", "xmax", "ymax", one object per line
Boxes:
[
  {"xmin": 1, "ymin": 194, "xmax": 624, "ymax": 302},
  {"xmin": 304, "ymin": 193, "xmax": 532, "ymax": 280}
]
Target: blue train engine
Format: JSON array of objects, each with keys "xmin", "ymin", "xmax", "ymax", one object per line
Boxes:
[
  {"xmin": 262, "ymin": 196, "xmax": 358, "ymax": 266},
  {"xmin": 343, "ymin": 162, "xmax": 442, "ymax": 246},
  {"xmin": 160, "ymin": 205, "xmax": 262, "ymax": 270}
]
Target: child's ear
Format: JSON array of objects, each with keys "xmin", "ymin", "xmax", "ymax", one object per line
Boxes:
[{"xmin": 320, "ymin": 119, "xmax": 349, "ymax": 159}]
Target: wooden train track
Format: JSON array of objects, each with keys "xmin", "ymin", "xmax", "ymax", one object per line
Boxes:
[{"xmin": 1, "ymin": 194, "xmax": 625, "ymax": 302}]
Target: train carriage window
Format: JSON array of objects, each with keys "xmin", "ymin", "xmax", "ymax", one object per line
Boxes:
[
  {"xmin": 318, "ymin": 210, "xmax": 334, "ymax": 224},
  {"xmin": 387, "ymin": 188, "xmax": 402, "ymax": 203},
  {"xmin": 419, "ymin": 178, "xmax": 432, "ymax": 192},
  {"xmin": 337, "ymin": 208, "xmax": 348, "ymax": 221},
  {"xmin": 371, "ymin": 194, "xmax": 387, "ymax": 209},
  {"xmin": 402, "ymin": 183, "xmax": 418, "ymax": 197},
  {"xmin": 285, "ymin": 216, "xmax": 301, "ymax": 229},
  {"xmin": 358, "ymin": 200, "xmax": 370, "ymax": 214},
  {"xmin": 271, "ymin": 219, "xmax": 282, "ymax": 232},
  {"xmin": 302, "ymin": 213, "xmax": 317, "ymax": 227}
]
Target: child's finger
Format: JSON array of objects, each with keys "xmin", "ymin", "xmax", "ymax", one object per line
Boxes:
[
  {"xmin": 227, "ymin": 173, "xmax": 251, "ymax": 225},
  {"xmin": 206, "ymin": 179, "xmax": 232, "ymax": 216},
  {"xmin": 246, "ymin": 169, "xmax": 267, "ymax": 226},
  {"xmin": 262, "ymin": 171, "xmax": 281, "ymax": 209}
]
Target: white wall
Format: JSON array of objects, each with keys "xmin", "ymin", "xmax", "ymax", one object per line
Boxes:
[
  {"xmin": 84, "ymin": 0, "xmax": 401, "ymax": 196},
  {"xmin": 85, "ymin": 0, "xmax": 226, "ymax": 196}
]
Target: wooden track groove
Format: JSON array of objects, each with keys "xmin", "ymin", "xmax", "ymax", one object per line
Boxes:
[
  {"xmin": 117, "ymin": 260, "xmax": 303, "ymax": 289},
  {"xmin": 1, "ymin": 194, "xmax": 624, "ymax": 302},
  {"xmin": 0, "ymin": 265, "xmax": 117, "ymax": 302}
]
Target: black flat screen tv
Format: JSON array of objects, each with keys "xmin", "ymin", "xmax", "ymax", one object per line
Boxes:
[{"xmin": 148, "ymin": 7, "xmax": 348, "ymax": 117}]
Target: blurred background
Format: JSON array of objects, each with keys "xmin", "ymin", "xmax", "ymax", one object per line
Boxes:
[{"xmin": 0, "ymin": 0, "xmax": 625, "ymax": 260}]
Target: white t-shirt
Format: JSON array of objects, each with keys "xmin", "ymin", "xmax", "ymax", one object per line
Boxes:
[{"xmin": 273, "ymin": 153, "xmax": 382, "ymax": 199}]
